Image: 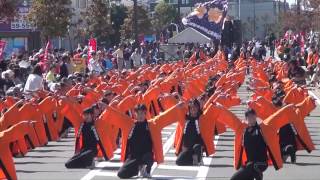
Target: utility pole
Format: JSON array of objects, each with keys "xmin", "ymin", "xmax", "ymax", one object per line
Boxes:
[
  {"xmin": 284, "ymin": 0, "xmax": 287, "ymax": 12},
  {"xmin": 253, "ymin": 0, "xmax": 256, "ymax": 37},
  {"xmin": 238, "ymin": 0, "xmax": 241, "ymax": 20},
  {"xmin": 297, "ymin": 0, "xmax": 301, "ymax": 15},
  {"xmin": 177, "ymin": 0, "xmax": 181, "ymax": 17},
  {"xmin": 133, "ymin": 0, "xmax": 138, "ymax": 48},
  {"xmin": 278, "ymin": 0, "xmax": 281, "ymax": 16}
]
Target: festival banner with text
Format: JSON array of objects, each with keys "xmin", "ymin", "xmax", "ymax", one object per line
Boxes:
[{"xmin": 182, "ymin": 0, "xmax": 228, "ymax": 41}]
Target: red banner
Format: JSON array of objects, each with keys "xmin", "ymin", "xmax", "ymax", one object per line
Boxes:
[
  {"xmin": 87, "ymin": 38, "xmax": 97, "ymax": 61},
  {"xmin": 43, "ymin": 40, "xmax": 52, "ymax": 62},
  {"xmin": 0, "ymin": 40, "xmax": 6, "ymax": 60}
]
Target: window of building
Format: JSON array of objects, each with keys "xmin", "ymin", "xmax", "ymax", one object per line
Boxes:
[
  {"xmin": 167, "ymin": 0, "xmax": 190, "ymax": 5},
  {"xmin": 80, "ymin": 0, "xmax": 87, "ymax": 9},
  {"xmin": 76, "ymin": 0, "xmax": 80, "ymax": 8},
  {"xmin": 182, "ymin": 0, "xmax": 190, "ymax": 5},
  {"xmin": 168, "ymin": 0, "xmax": 178, "ymax": 4}
]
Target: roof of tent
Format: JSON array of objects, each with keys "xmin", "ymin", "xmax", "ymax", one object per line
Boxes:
[{"xmin": 168, "ymin": 27, "xmax": 212, "ymax": 44}]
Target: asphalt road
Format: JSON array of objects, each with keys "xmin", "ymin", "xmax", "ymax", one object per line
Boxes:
[{"xmin": 15, "ymin": 81, "xmax": 320, "ymax": 180}]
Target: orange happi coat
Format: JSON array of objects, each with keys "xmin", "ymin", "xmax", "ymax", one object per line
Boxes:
[
  {"xmin": 99, "ymin": 104, "xmax": 185, "ymax": 163},
  {"xmin": 0, "ymin": 121, "xmax": 40, "ymax": 180},
  {"xmin": 216, "ymin": 105, "xmax": 297, "ymax": 170},
  {"xmin": 174, "ymin": 104, "xmax": 220, "ymax": 156}
]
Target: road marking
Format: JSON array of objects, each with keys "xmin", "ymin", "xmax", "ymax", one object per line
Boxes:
[
  {"xmin": 81, "ymin": 123, "xmax": 221, "ymax": 179},
  {"xmin": 150, "ymin": 175, "xmax": 194, "ymax": 179},
  {"xmin": 81, "ymin": 166, "xmax": 103, "ymax": 180},
  {"xmin": 95, "ymin": 161, "xmax": 122, "ymax": 168},
  {"xmin": 81, "ymin": 124, "xmax": 177, "ymax": 180},
  {"xmin": 149, "ymin": 131, "xmax": 176, "ymax": 173},
  {"xmin": 309, "ymin": 91, "xmax": 320, "ymax": 105},
  {"xmin": 161, "ymin": 131, "xmax": 172, "ymax": 135},
  {"xmin": 94, "ymin": 171, "xmax": 118, "ymax": 177},
  {"xmin": 196, "ymin": 135, "xmax": 220, "ymax": 178},
  {"xmin": 164, "ymin": 156, "xmax": 177, "ymax": 161},
  {"xmin": 157, "ymin": 164, "xmax": 199, "ymax": 171}
]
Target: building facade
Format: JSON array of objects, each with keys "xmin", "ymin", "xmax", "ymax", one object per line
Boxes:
[
  {"xmin": 149, "ymin": 0, "xmax": 289, "ymax": 40},
  {"xmin": 228, "ymin": 0, "xmax": 288, "ymax": 40},
  {"xmin": 0, "ymin": 0, "xmax": 40, "ymax": 58}
]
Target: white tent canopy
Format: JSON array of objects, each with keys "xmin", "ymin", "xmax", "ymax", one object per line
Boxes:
[{"xmin": 168, "ymin": 27, "xmax": 212, "ymax": 44}]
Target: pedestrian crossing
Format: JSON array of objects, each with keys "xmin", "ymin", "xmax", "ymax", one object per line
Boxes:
[
  {"xmin": 80, "ymin": 121, "xmax": 221, "ymax": 180},
  {"xmin": 81, "ymin": 123, "xmax": 178, "ymax": 180},
  {"xmin": 81, "ymin": 84, "xmax": 251, "ymax": 180}
]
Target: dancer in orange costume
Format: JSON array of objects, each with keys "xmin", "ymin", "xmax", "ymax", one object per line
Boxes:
[
  {"xmin": 19, "ymin": 102, "xmax": 48, "ymax": 146},
  {"xmin": 0, "ymin": 121, "xmax": 40, "ymax": 180},
  {"xmin": 174, "ymin": 99, "xmax": 220, "ymax": 166},
  {"xmin": 0, "ymin": 101, "xmax": 40, "ymax": 156},
  {"xmin": 215, "ymin": 104, "xmax": 297, "ymax": 180},
  {"xmin": 65, "ymin": 106, "xmax": 111, "ymax": 169},
  {"xmin": 38, "ymin": 97, "xmax": 60, "ymax": 141},
  {"xmin": 99, "ymin": 102, "xmax": 185, "ymax": 178}
]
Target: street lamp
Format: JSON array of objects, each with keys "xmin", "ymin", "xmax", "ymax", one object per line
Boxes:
[{"xmin": 253, "ymin": 0, "xmax": 256, "ymax": 38}]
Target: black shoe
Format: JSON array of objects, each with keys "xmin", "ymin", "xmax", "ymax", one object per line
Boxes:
[
  {"xmin": 284, "ymin": 145, "xmax": 296, "ymax": 163},
  {"xmin": 290, "ymin": 153, "xmax": 296, "ymax": 164},
  {"xmin": 282, "ymin": 155, "xmax": 289, "ymax": 163}
]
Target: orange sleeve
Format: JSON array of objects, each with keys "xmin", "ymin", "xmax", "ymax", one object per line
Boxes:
[
  {"xmin": 224, "ymin": 96, "xmax": 241, "ymax": 108},
  {"xmin": 283, "ymin": 87, "xmax": 296, "ymax": 104},
  {"xmin": 295, "ymin": 96, "xmax": 316, "ymax": 118},
  {"xmin": 158, "ymin": 95, "xmax": 179, "ymax": 111},
  {"xmin": 99, "ymin": 106, "xmax": 134, "ymax": 133},
  {"xmin": 215, "ymin": 74, "xmax": 227, "ymax": 87},
  {"xmin": 1, "ymin": 121, "xmax": 39, "ymax": 147},
  {"xmin": 204, "ymin": 93, "xmax": 219, "ymax": 109},
  {"xmin": 150, "ymin": 104, "xmax": 187, "ymax": 130},
  {"xmin": 143, "ymin": 86, "xmax": 161, "ymax": 104},
  {"xmin": 255, "ymin": 96, "xmax": 277, "ymax": 119},
  {"xmin": 216, "ymin": 106, "xmax": 243, "ymax": 131},
  {"xmin": 203, "ymin": 103, "xmax": 221, "ymax": 121},
  {"xmin": 117, "ymin": 95, "xmax": 138, "ymax": 113},
  {"xmin": 261, "ymin": 104, "xmax": 296, "ymax": 130}
]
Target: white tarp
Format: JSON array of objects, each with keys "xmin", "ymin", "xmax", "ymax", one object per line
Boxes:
[{"xmin": 168, "ymin": 27, "xmax": 212, "ymax": 44}]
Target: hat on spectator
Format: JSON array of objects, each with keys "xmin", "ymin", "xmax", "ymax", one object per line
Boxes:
[
  {"xmin": 1, "ymin": 70, "xmax": 14, "ymax": 79},
  {"xmin": 19, "ymin": 60, "xmax": 31, "ymax": 69}
]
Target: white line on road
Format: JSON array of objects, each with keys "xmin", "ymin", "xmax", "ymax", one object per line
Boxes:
[
  {"xmin": 81, "ymin": 123, "xmax": 221, "ymax": 180},
  {"xmin": 81, "ymin": 125, "xmax": 177, "ymax": 180},
  {"xmin": 196, "ymin": 135, "xmax": 220, "ymax": 179},
  {"xmin": 157, "ymin": 164, "xmax": 199, "ymax": 171},
  {"xmin": 141, "ymin": 130, "xmax": 176, "ymax": 178},
  {"xmin": 309, "ymin": 91, "xmax": 320, "ymax": 105}
]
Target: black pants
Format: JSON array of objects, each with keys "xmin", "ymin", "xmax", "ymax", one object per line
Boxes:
[
  {"xmin": 59, "ymin": 117, "xmax": 72, "ymax": 136},
  {"xmin": 176, "ymin": 144, "xmax": 202, "ymax": 166},
  {"xmin": 230, "ymin": 162, "xmax": 267, "ymax": 180},
  {"xmin": 117, "ymin": 152, "xmax": 154, "ymax": 179},
  {"xmin": 281, "ymin": 144, "xmax": 296, "ymax": 163},
  {"xmin": 65, "ymin": 149, "xmax": 97, "ymax": 169},
  {"xmin": 281, "ymin": 144, "xmax": 296, "ymax": 156}
]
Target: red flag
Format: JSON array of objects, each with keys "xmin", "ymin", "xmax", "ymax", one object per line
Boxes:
[
  {"xmin": 43, "ymin": 40, "xmax": 52, "ymax": 62},
  {"xmin": 0, "ymin": 40, "xmax": 7, "ymax": 60},
  {"xmin": 87, "ymin": 38, "xmax": 97, "ymax": 61}
]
